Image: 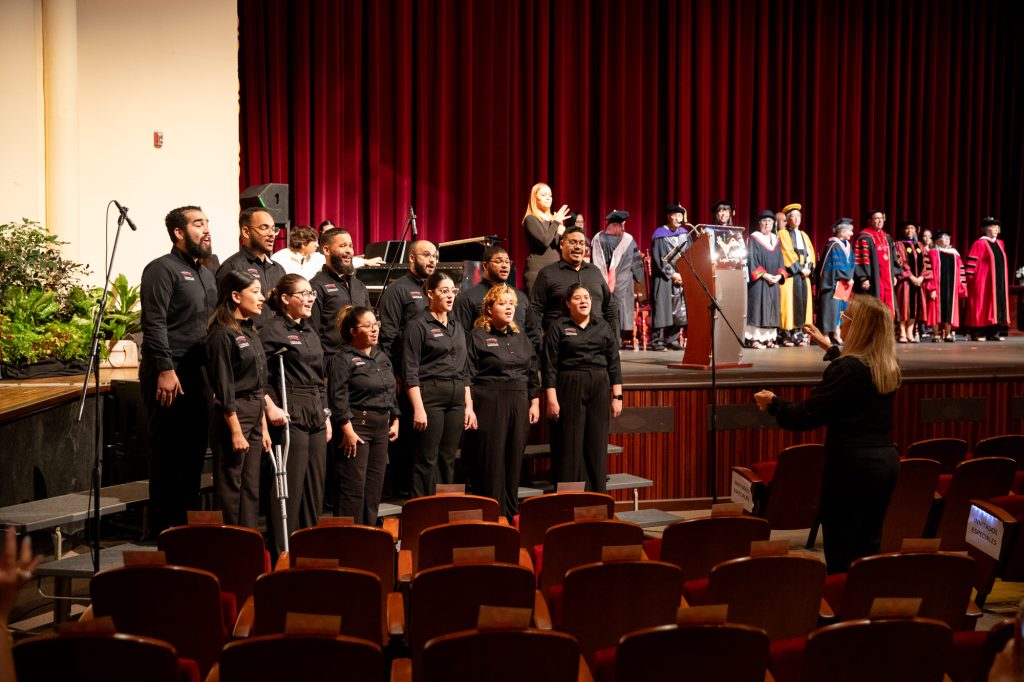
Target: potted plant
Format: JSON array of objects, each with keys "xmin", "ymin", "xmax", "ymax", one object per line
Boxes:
[
  {"xmin": 98, "ymin": 274, "xmax": 142, "ymax": 368},
  {"xmin": 0, "ymin": 219, "xmax": 96, "ymax": 378}
]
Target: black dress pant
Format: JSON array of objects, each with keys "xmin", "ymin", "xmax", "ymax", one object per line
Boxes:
[
  {"xmin": 820, "ymin": 444, "xmax": 899, "ymax": 574},
  {"xmin": 266, "ymin": 388, "xmax": 327, "ymax": 555},
  {"xmin": 411, "ymin": 379, "xmax": 466, "ymax": 497},
  {"xmin": 472, "ymin": 384, "xmax": 529, "ymax": 519},
  {"xmin": 553, "ymin": 368, "xmax": 610, "ymax": 493},
  {"xmin": 140, "ymin": 359, "xmax": 210, "ymax": 535},
  {"xmin": 335, "ymin": 408, "xmax": 390, "ymax": 525},
  {"xmin": 212, "ymin": 392, "xmax": 265, "ymax": 529}
]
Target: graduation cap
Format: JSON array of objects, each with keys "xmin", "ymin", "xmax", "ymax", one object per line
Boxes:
[
  {"xmin": 665, "ymin": 203, "xmax": 686, "ymax": 215},
  {"xmin": 605, "ymin": 209, "xmax": 630, "ymax": 224},
  {"xmin": 832, "ymin": 217, "xmax": 854, "ymax": 232},
  {"xmin": 981, "ymin": 216, "xmax": 1002, "ymax": 228},
  {"xmin": 713, "ymin": 199, "xmax": 735, "ymax": 211},
  {"xmin": 865, "ymin": 209, "xmax": 886, "ymax": 223},
  {"xmin": 782, "ymin": 202, "xmax": 802, "ymax": 215},
  {"xmin": 757, "ymin": 209, "xmax": 775, "ymax": 220}
]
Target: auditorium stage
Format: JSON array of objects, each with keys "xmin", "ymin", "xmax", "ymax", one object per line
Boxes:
[{"xmin": 618, "ymin": 336, "xmax": 1024, "ymax": 388}]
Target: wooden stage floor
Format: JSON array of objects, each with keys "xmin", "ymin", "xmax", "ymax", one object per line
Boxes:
[{"xmin": 619, "ymin": 336, "xmax": 1024, "ymax": 388}]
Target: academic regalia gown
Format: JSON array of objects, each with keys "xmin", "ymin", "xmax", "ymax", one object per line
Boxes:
[
  {"xmin": 779, "ymin": 228, "xmax": 816, "ymax": 330},
  {"xmin": 853, "ymin": 229, "xmax": 901, "ymax": 317},
  {"xmin": 650, "ymin": 226, "xmax": 688, "ymax": 329},
  {"xmin": 817, "ymin": 238, "xmax": 855, "ymax": 333},
  {"xmin": 591, "ymin": 231, "xmax": 644, "ymax": 332},
  {"xmin": 895, "ymin": 239, "xmax": 932, "ymax": 321},
  {"xmin": 925, "ymin": 248, "xmax": 967, "ymax": 327},
  {"xmin": 746, "ymin": 232, "xmax": 786, "ymax": 329},
  {"xmin": 965, "ymin": 237, "xmax": 1011, "ymax": 328}
]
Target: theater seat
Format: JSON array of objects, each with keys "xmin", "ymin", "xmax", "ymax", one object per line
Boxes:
[
  {"xmin": 932, "ymin": 457, "xmax": 1015, "ymax": 549},
  {"xmin": 213, "ymin": 633, "xmax": 386, "ymax": 682},
  {"xmin": 13, "ymin": 631, "xmax": 195, "ymax": 682},
  {"xmin": 615, "ymin": 623, "xmax": 770, "ymax": 682},
  {"xmin": 879, "ymin": 458, "xmax": 941, "ymax": 552},
  {"xmin": 905, "ymin": 438, "xmax": 968, "ymax": 473}
]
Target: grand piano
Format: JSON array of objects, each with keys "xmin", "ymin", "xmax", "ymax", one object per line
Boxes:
[{"xmin": 356, "ymin": 236, "xmax": 506, "ymax": 306}]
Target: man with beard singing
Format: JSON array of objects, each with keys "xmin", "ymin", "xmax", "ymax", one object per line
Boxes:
[
  {"xmin": 309, "ymin": 228, "xmax": 371, "ymax": 359},
  {"xmin": 217, "ymin": 207, "xmax": 287, "ymax": 329},
  {"xmin": 140, "ymin": 206, "xmax": 218, "ymax": 534}
]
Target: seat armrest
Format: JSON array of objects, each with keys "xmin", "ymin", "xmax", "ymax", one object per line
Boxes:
[
  {"xmin": 383, "ymin": 517, "xmax": 400, "ymax": 542},
  {"xmin": 818, "ymin": 597, "xmax": 835, "ymax": 621},
  {"xmin": 205, "ymin": 663, "xmax": 220, "ymax": 682},
  {"xmin": 497, "ymin": 516, "xmax": 510, "ymax": 526},
  {"xmin": 577, "ymin": 656, "xmax": 594, "ymax": 682},
  {"xmin": 970, "ymin": 499, "xmax": 1018, "ymax": 524},
  {"xmin": 79, "ymin": 604, "xmax": 94, "ymax": 621},
  {"xmin": 390, "ymin": 658, "xmax": 412, "ymax": 682},
  {"xmin": 678, "ymin": 595, "xmax": 690, "ymax": 610},
  {"xmin": 731, "ymin": 466, "xmax": 763, "ymax": 486},
  {"xmin": 387, "ymin": 591, "xmax": 406, "ymax": 638},
  {"xmin": 274, "ymin": 551, "xmax": 290, "ymax": 571},
  {"xmin": 232, "ymin": 596, "xmax": 254, "ymax": 638},
  {"xmin": 518, "ymin": 547, "xmax": 535, "ymax": 573},
  {"xmin": 397, "ymin": 549, "xmax": 413, "ymax": 585},
  {"xmin": 533, "ymin": 589, "xmax": 552, "ymax": 630},
  {"xmin": 964, "ymin": 600, "xmax": 983, "ymax": 631}
]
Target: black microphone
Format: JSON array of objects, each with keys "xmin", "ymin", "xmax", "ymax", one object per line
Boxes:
[
  {"xmin": 409, "ymin": 206, "xmax": 418, "ymax": 239},
  {"xmin": 660, "ymin": 225, "xmax": 700, "ymax": 263},
  {"xmin": 113, "ymin": 200, "xmax": 138, "ymax": 231}
]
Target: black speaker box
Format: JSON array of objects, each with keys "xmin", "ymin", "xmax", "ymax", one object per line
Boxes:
[{"xmin": 240, "ymin": 183, "xmax": 289, "ymax": 224}]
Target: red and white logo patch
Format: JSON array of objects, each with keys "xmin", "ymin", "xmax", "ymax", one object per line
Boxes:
[{"xmin": 234, "ymin": 335, "xmax": 250, "ymax": 349}]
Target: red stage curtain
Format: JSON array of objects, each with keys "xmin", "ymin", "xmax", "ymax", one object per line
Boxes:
[{"xmin": 239, "ymin": 0, "xmax": 1023, "ymax": 273}]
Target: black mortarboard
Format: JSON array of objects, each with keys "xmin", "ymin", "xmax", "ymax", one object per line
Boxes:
[
  {"xmin": 981, "ymin": 216, "xmax": 1002, "ymax": 228},
  {"xmin": 605, "ymin": 210, "xmax": 630, "ymax": 223},
  {"xmin": 665, "ymin": 203, "xmax": 686, "ymax": 215},
  {"xmin": 757, "ymin": 209, "xmax": 775, "ymax": 220},
  {"xmin": 832, "ymin": 217, "xmax": 854, "ymax": 232},
  {"xmin": 713, "ymin": 200, "xmax": 735, "ymax": 211}
]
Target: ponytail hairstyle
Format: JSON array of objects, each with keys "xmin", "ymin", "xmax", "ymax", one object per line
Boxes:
[
  {"xmin": 209, "ymin": 270, "xmax": 259, "ymax": 334},
  {"xmin": 474, "ymin": 285, "xmax": 520, "ymax": 333},
  {"xmin": 337, "ymin": 305, "xmax": 374, "ymax": 344},
  {"xmin": 266, "ymin": 273, "xmax": 308, "ymax": 315}
]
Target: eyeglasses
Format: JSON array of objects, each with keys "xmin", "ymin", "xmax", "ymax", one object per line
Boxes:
[
  {"xmin": 564, "ymin": 239, "xmax": 587, "ymax": 247},
  {"xmin": 289, "ymin": 290, "xmax": 317, "ymax": 300},
  {"xmin": 251, "ymin": 224, "xmax": 280, "ymax": 234},
  {"xmin": 432, "ymin": 287, "xmax": 455, "ymax": 296},
  {"xmin": 357, "ymin": 321, "xmax": 382, "ymax": 330},
  {"xmin": 416, "ymin": 252, "xmax": 439, "ymax": 261},
  {"xmin": 841, "ymin": 311, "xmax": 854, "ymax": 323},
  {"xmin": 487, "ymin": 258, "xmax": 511, "ymax": 266}
]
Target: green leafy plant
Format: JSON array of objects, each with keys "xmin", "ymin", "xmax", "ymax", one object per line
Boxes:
[
  {"xmin": 0, "ymin": 219, "xmax": 90, "ymax": 316},
  {"xmin": 99, "ymin": 274, "xmax": 142, "ymax": 343}
]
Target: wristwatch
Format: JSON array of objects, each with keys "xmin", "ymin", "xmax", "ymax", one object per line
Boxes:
[{"xmin": 612, "ymin": 395, "xmax": 623, "ymax": 401}]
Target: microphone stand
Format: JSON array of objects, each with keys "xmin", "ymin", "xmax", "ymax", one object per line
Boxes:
[
  {"xmin": 375, "ymin": 207, "xmax": 417, "ymax": 312},
  {"xmin": 672, "ymin": 232, "xmax": 744, "ymax": 503},
  {"xmin": 76, "ymin": 202, "xmax": 131, "ymax": 571}
]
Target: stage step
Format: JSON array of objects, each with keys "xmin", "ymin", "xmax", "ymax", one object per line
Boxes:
[{"xmin": 615, "ymin": 508, "xmax": 680, "ymax": 528}]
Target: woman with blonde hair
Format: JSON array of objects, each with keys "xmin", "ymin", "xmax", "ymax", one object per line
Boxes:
[
  {"xmin": 755, "ymin": 294, "xmax": 901, "ymax": 573},
  {"xmin": 522, "ymin": 182, "xmax": 571, "ymax": 294},
  {"xmin": 467, "ymin": 285, "xmax": 540, "ymax": 519}
]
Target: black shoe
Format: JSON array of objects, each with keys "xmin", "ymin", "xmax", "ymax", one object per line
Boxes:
[
  {"xmin": 651, "ymin": 340, "xmax": 666, "ymax": 352},
  {"xmin": 986, "ymin": 335, "xmax": 1004, "ymax": 342},
  {"xmin": 667, "ymin": 340, "xmax": 683, "ymax": 351}
]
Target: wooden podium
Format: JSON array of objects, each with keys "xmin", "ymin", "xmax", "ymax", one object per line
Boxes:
[{"xmin": 668, "ymin": 231, "xmax": 751, "ymax": 370}]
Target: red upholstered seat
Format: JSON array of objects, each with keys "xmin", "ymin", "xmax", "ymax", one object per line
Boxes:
[
  {"xmin": 933, "ymin": 457, "xmax": 1016, "ymax": 550},
  {"xmin": 751, "ymin": 460, "xmax": 777, "ymax": 483}
]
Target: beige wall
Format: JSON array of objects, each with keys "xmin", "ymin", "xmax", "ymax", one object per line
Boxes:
[{"xmin": 0, "ymin": 0, "xmax": 240, "ymax": 287}]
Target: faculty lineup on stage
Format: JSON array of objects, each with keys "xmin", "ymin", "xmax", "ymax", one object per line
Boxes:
[{"xmin": 136, "ymin": 185, "xmax": 1012, "ymax": 552}]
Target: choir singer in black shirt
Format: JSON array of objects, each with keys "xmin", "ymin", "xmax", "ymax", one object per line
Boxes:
[
  {"xmin": 543, "ymin": 283, "xmax": 623, "ymax": 493},
  {"xmin": 328, "ymin": 306, "xmax": 400, "ymax": 525},
  {"xmin": 205, "ymin": 271, "xmax": 271, "ymax": 528},
  {"xmin": 403, "ymin": 272, "xmax": 477, "ymax": 497},
  {"xmin": 467, "ymin": 285, "xmax": 540, "ymax": 520},
  {"xmin": 260, "ymin": 274, "xmax": 330, "ymax": 551},
  {"xmin": 530, "ymin": 226, "xmax": 619, "ymax": 332}
]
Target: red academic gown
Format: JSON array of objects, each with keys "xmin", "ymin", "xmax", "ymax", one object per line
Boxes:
[
  {"xmin": 965, "ymin": 237, "xmax": 1010, "ymax": 327},
  {"xmin": 924, "ymin": 248, "xmax": 966, "ymax": 327},
  {"xmin": 853, "ymin": 228, "xmax": 901, "ymax": 316}
]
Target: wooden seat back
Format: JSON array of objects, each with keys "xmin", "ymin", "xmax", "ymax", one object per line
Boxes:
[
  {"xmin": 14, "ymin": 632, "xmax": 181, "ymax": 682},
  {"xmin": 158, "ymin": 524, "xmax": 267, "ymax": 605},
  {"xmin": 973, "ymin": 434, "xmax": 1024, "ymax": 467},
  {"xmin": 400, "ymin": 494, "xmax": 500, "ymax": 570},
  {"xmin": 659, "ymin": 515, "xmax": 771, "ymax": 583},
  {"xmin": 615, "ymin": 623, "xmax": 770, "ymax": 682},
  {"xmin": 879, "ymin": 458, "xmax": 942, "ymax": 552},
  {"xmin": 251, "ymin": 567, "xmax": 384, "ymax": 645},
  {"xmin": 762, "ymin": 444, "xmax": 826, "ymax": 530},
  {"xmin": 708, "ymin": 555, "xmax": 826, "ymax": 640},
  {"xmin": 538, "ymin": 519, "xmax": 644, "ymax": 596},
  {"xmin": 517, "ymin": 491, "xmax": 616, "ymax": 551},
  {"xmin": 935, "ymin": 457, "xmax": 1016, "ymax": 550},
  {"xmin": 289, "ymin": 524, "xmax": 396, "ymax": 592},
  {"xmin": 219, "ymin": 634, "xmax": 385, "ymax": 682},
  {"xmin": 420, "ymin": 628, "xmax": 581, "ymax": 682},
  {"xmin": 802, "ymin": 618, "xmax": 952, "ymax": 682},
  {"xmin": 906, "ymin": 438, "xmax": 968, "ymax": 473},
  {"xmin": 417, "ymin": 521, "xmax": 520, "ymax": 572}
]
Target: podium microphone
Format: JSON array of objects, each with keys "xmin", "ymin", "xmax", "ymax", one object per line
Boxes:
[{"xmin": 661, "ymin": 226, "xmax": 699, "ymax": 264}]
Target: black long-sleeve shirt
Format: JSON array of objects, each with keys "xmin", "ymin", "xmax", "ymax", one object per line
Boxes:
[
  {"xmin": 377, "ymin": 271, "xmax": 428, "ymax": 366},
  {"xmin": 467, "ymin": 326, "xmax": 540, "ymax": 398},
  {"xmin": 530, "ymin": 260, "xmax": 620, "ymax": 332},
  {"xmin": 140, "ymin": 247, "xmax": 217, "ymax": 372},
  {"xmin": 217, "ymin": 247, "xmax": 287, "ymax": 328},
  {"xmin": 767, "ymin": 346, "xmax": 896, "ymax": 449},
  {"xmin": 205, "ymin": 320, "xmax": 268, "ymax": 414},
  {"xmin": 259, "ymin": 313, "xmax": 326, "ymax": 405},
  {"xmin": 541, "ymin": 316, "xmax": 623, "ymax": 388},
  {"xmin": 328, "ymin": 345, "xmax": 400, "ymax": 427},
  {"xmin": 309, "ymin": 266, "xmax": 371, "ymax": 357},
  {"xmin": 402, "ymin": 311, "xmax": 469, "ymax": 387},
  {"xmin": 453, "ymin": 279, "xmax": 542, "ymax": 354}
]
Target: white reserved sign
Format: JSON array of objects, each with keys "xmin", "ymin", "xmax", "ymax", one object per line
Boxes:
[
  {"xmin": 730, "ymin": 471, "xmax": 755, "ymax": 513},
  {"xmin": 966, "ymin": 504, "xmax": 1004, "ymax": 560}
]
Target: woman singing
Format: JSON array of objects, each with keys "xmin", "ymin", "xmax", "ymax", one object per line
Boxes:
[
  {"xmin": 205, "ymin": 271, "xmax": 270, "ymax": 528},
  {"xmin": 543, "ymin": 284, "xmax": 623, "ymax": 493},
  {"xmin": 468, "ymin": 285, "xmax": 540, "ymax": 519},
  {"xmin": 261, "ymin": 274, "xmax": 330, "ymax": 550},
  {"xmin": 755, "ymin": 295, "xmax": 901, "ymax": 573},
  {"xmin": 522, "ymin": 182, "xmax": 570, "ymax": 294},
  {"xmin": 403, "ymin": 272, "xmax": 477, "ymax": 497},
  {"xmin": 328, "ymin": 306, "xmax": 399, "ymax": 525}
]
